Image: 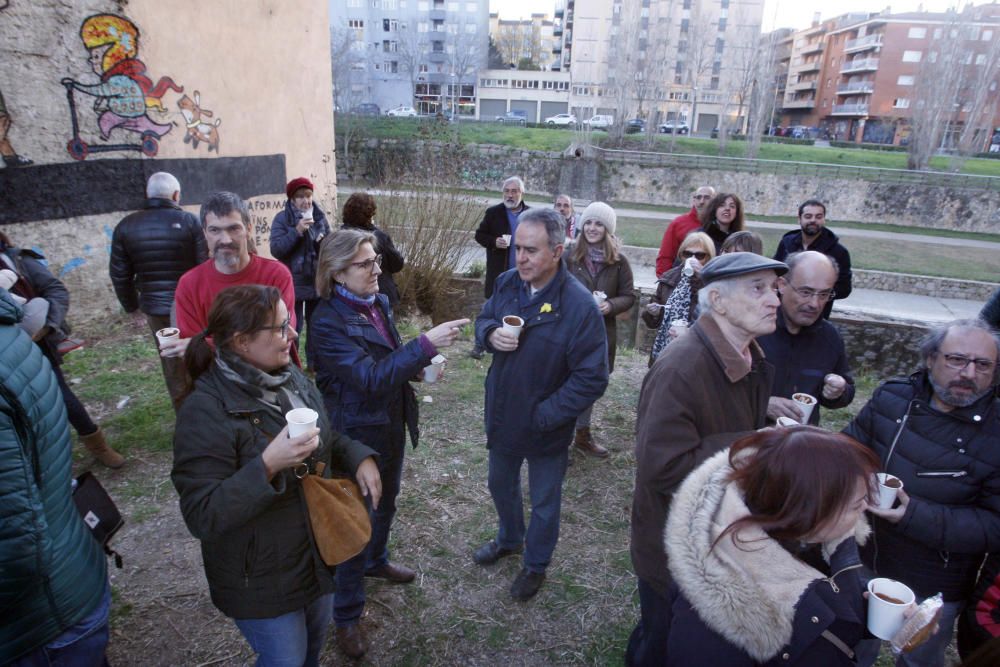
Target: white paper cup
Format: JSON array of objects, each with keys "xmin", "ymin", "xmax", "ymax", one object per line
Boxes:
[
  {"xmin": 501, "ymin": 315, "xmax": 524, "ymax": 338},
  {"xmin": 670, "ymin": 319, "xmax": 688, "ymax": 330},
  {"xmin": 876, "ymin": 473, "xmax": 904, "ymax": 509},
  {"xmin": 776, "ymin": 416, "xmax": 799, "ymax": 427},
  {"xmin": 155, "ymin": 327, "xmax": 179, "ymax": 348},
  {"xmin": 423, "ymin": 354, "xmax": 447, "ymax": 383},
  {"xmin": 867, "ymin": 578, "xmax": 915, "ymax": 640},
  {"xmin": 501, "ymin": 234, "xmax": 511, "ymax": 245},
  {"xmin": 792, "ymin": 392, "xmax": 817, "ymax": 424},
  {"xmin": 285, "ymin": 408, "xmax": 318, "ymax": 438},
  {"xmin": 593, "ymin": 290, "xmax": 607, "ymax": 306}
]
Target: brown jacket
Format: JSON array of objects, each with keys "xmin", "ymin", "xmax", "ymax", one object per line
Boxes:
[
  {"xmin": 630, "ymin": 311, "xmax": 773, "ymax": 595},
  {"xmin": 565, "ymin": 254, "xmax": 635, "ymax": 372}
]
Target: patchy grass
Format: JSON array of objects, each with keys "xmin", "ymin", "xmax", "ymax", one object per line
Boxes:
[
  {"xmin": 68, "ymin": 319, "xmax": 932, "ymax": 665},
  {"xmin": 616, "ymin": 216, "xmax": 1000, "ymax": 282}
]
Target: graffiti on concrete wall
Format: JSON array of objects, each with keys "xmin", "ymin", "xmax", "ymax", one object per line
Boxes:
[
  {"xmin": 60, "ymin": 13, "xmax": 222, "ymax": 161},
  {"xmin": 0, "ymin": 0, "xmax": 32, "ymax": 167}
]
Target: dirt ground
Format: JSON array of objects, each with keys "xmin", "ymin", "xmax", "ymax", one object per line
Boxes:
[{"xmin": 91, "ymin": 338, "xmax": 649, "ymax": 666}]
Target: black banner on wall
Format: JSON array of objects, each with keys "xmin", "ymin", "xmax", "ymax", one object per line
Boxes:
[{"xmin": 0, "ymin": 154, "xmax": 286, "ymax": 225}]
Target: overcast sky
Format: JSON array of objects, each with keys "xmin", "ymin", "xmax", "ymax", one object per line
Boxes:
[{"xmin": 489, "ymin": 0, "xmax": 968, "ymax": 32}]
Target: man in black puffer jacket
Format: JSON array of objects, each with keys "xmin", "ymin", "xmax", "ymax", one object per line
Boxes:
[
  {"xmin": 844, "ymin": 318, "xmax": 1000, "ymax": 667},
  {"xmin": 109, "ymin": 172, "xmax": 207, "ymax": 410}
]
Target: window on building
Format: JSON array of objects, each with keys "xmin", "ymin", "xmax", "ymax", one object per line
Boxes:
[
  {"xmin": 348, "ymin": 19, "xmax": 364, "ymax": 29},
  {"xmin": 677, "ymin": 40, "xmax": 688, "ymax": 53},
  {"xmin": 448, "ymin": 2, "xmax": 459, "ymax": 11},
  {"xmin": 418, "ymin": 21, "xmax": 428, "ymax": 32},
  {"xmin": 419, "ymin": 64, "xmax": 429, "ymax": 73},
  {"xmin": 902, "ymin": 50, "xmax": 921, "ymax": 62},
  {"xmin": 680, "ymin": 18, "xmax": 689, "ymax": 32},
  {"xmin": 390, "ymin": 61, "xmax": 399, "ymax": 73},
  {"xmin": 710, "ymin": 76, "xmax": 720, "ymax": 89},
  {"xmin": 977, "ymin": 53, "xmax": 987, "ymax": 65},
  {"xmin": 893, "ymin": 98, "xmax": 910, "ymax": 108},
  {"xmin": 383, "ymin": 19, "xmax": 390, "ymax": 31},
  {"xmin": 983, "ymin": 29, "xmax": 994, "ymax": 41},
  {"xmin": 715, "ymin": 38, "xmax": 725, "ymax": 54},
  {"xmin": 928, "ymin": 51, "xmax": 938, "ymax": 62},
  {"xmin": 433, "ymin": 19, "xmax": 444, "ymax": 31},
  {"xmin": 897, "ymin": 74, "xmax": 915, "ymax": 85},
  {"xmin": 418, "ymin": 0, "xmax": 429, "ymax": 9},
  {"xmin": 432, "ymin": 41, "xmax": 444, "ymax": 52},
  {"xmin": 907, "ymin": 27, "xmax": 926, "ymax": 39},
  {"xmin": 682, "ymin": 0, "xmax": 691, "ymax": 9},
  {"xmin": 718, "ymin": 18, "xmax": 727, "ymax": 31},
  {"xmin": 374, "ymin": 63, "xmax": 382, "ymax": 71}
]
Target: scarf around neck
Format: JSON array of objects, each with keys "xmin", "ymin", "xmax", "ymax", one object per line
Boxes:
[{"xmin": 216, "ymin": 349, "xmax": 305, "ymax": 414}]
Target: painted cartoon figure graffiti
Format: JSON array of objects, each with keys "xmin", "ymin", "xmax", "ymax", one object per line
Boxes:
[
  {"xmin": 61, "ymin": 14, "xmax": 183, "ymax": 160},
  {"xmin": 178, "ymin": 91, "xmax": 222, "ymax": 152},
  {"xmin": 0, "ymin": 1, "xmax": 32, "ymax": 167}
]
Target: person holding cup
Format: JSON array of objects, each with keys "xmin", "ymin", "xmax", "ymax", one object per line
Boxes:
[
  {"xmin": 643, "ymin": 231, "xmax": 715, "ymax": 367},
  {"xmin": 564, "ymin": 201, "xmax": 634, "ymax": 458},
  {"xmin": 661, "ymin": 427, "xmax": 881, "ymax": 666},
  {"xmin": 269, "ymin": 177, "xmax": 331, "ymax": 359},
  {"xmin": 171, "ymin": 285, "xmax": 381, "ymax": 667},
  {"xmin": 309, "ymin": 228, "xmax": 469, "ymax": 658}
]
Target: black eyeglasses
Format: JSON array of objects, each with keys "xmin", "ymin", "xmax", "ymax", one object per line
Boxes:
[
  {"xmin": 349, "ymin": 254, "xmax": 382, "ymax": 274},
  {"xmin": 681, "ymin": 250, "xmax": 708, "ymax": 261},
  {"xmin": 259, "ymin": 316, "xmax": 292, "ymax": 340},
  {"xmin": 939, "ymin": 353, "xmax": 996, "ymax": 374},
  {"xmin": 785, "ymin": 283, "xmax": 836, "ymax": 302}
]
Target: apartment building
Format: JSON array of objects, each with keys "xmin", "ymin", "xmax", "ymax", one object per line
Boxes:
[
  {"xmin": 330, "ymin": 0, "xmax": 489, "ymax": 115},
  {"xmin": 477, "ymin": 69, "xmax": 572, "ymax": 121},
  {"xmin": 489, "ymin": 12, "xmax": 559, "ymax": 70},
  {"xmin": 779, "ymin": 4, "xmax": 1000, "ymax": 146}
]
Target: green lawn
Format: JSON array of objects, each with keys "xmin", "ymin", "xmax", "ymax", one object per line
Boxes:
[
  {"xmin": 336, "ymin": 117, "xmax": 1000, "ymax": 177},
  {"xmin": 616, "ymin": 216, "xmax": 1000, "ymax": 282}
]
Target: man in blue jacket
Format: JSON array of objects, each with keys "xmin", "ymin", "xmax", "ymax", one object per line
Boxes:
[
  {"xmin": 472, "ymin": 208, "xmax": 609, "ymax": 601},
  {"xmin": 0, "ymin": 289, "xmax": 110, "ymax": 664}
]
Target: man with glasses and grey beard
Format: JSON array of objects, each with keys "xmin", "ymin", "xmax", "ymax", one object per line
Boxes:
[
  {"xmin": 757, "ymin": 251, "xmax": 854, "ymax": 426},
  {"xmin": 845, "ymin": 318, "xmax": 1000, "ymax": 667},
  {"xmin": 169, "ymin": 192, "xmax": 297, "ymax": 366}
]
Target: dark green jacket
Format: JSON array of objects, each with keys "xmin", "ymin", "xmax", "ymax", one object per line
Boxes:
[
  {"xmin": 0, "ymin": 290, "xmax": 107, "ymax": 662},
  {"xmin": 171, "ymin": 363, "xmax": 376, "ymax": 619}
]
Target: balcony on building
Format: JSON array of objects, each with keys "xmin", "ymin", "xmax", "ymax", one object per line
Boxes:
[
  {"xmin": 428, "ymin": 50, "xmax": 448, "ymax": 63},
  {"xmin": 831, "ymin": 102, "xmax": 869, "ymax": 115},
  {"xmin": 840, "ymin": 58, "xmax": 879, "ymax": 73},
  {"xmin": 783, "ymin": 97, "xmax": 815, "ymax": 109},
  {"xmin": 555, "ymin": 3, "xmax": 564, "ymax": 17},
  {"xmin": 844, "ymin": 34, "xmax": 883, "ymax": 54},
  {"xmin": 800, "ymin": 41, "xmax": 824, "ymax": 55},
  {"xmin": 792, "ymin": 59, "xmax": 821, "ymax": 74},
  {"xmin": 788, "ymin": 80, "xmax": 817, "ymax": 92},
  {"xmin": 836, "ymin": 81, "xmax": 874, "ymax": 95}
]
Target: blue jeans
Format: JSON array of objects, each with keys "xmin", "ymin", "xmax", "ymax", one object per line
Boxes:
[
  {"xmin": 487, "ymin": 447, "xmax": 569, "ymax": 573},
  {"xmin": 625, "ymin": 578, "xmax": 677, "ymax": 667},
  {"xmin": 234, "ymin": 593, "xmax": 333, "ymax": 667},
  {"xmin": 334, "ymin": 435, "xmax": 405, "ymax": 626},
  {"xmin": 11, "ymin": 582, "xmax": 111, "ymax": 667}
]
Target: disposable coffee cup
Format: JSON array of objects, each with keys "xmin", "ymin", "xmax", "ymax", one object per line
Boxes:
[
  {"xmin": 776, "ymin": 416, "xmax": 799, "ymax": 427},
  {"xmin": 155, "ymin": 327, "xmax": 179, "ymax": 348},
  {"xmin": 301, "ymin": 207, "xmax": 314, "ymax": 221},
  {"xmin": 791, "ymin": 392, "xmax": 817, "ymax": 424},
  {"xmin": 876, "ymin": 473, "xmax": 904, "ymax": 510},
  {"xmin": 501, "ymin": 315, "xmax": 524, "ymax": 338},
  {"xmin": 285, "ymin": 408, "xmax": 318, "ymax": 438},
  {"xmin": 501, "ymin": 234, "xmax": 511, "ymax": 245},
  {"xmin": 593, "ymin": 290, "xmax": 607, "ymax": 306},
  {"xmin": 423, "ymin": 354, "xmax": 447, "ymax": 384},
  {"xmin": 670, "ymin": 319, "xmax": 688, "ymax": 330},
  {"xmin": 867, "ymin": 578, "xmax": 915, "ymax": 640}
]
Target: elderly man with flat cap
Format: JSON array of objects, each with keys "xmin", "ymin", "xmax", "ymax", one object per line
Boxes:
[{"xmin": 627, "ymin": 252, "xmax": 787, "ymax": 666}]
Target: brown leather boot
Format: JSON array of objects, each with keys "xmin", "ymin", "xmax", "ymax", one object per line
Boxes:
[
  {"xmin": 573, "ymin": 427, "xmax": 609, "ymax": 459},
  {"xmin": 81, "ymin": 428, "xmax": 125, "ymax": 469}
]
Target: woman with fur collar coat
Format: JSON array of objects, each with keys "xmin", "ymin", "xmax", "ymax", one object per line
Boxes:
[{"xmin": 663, "ymin": 427, "xmax": 881, "ymax": 666}]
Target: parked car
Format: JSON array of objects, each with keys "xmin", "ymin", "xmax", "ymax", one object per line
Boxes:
[
  {"xmin": 658, "ymin": 121, "xmax": 690, "ymax": 135},
  {"xmin": 351, "ymin": 103, "xmax": 381, "ymax": 116},
  {"xmin": 626, "ymin": 118, "xmax": 646, "ymax": 134},
  {"xmin": 496, "ymin": 110, "xmax": 528, "ymax": 125},
  {"xmin": 386, "ymin": 105, "xmax": 418, "ymax": 117},
  {"xmin": 583, "ymin": 115, "xmax": 614, "ymax": 129},
  {"xmin": 544, "ymin": 113, "xmax": 577, "ymax": 126},
  {"xmin": 710, "ymin": 127, "xmax": 743, "ymax": 139}
]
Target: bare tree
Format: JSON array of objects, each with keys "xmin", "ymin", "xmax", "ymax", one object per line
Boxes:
[
  {"xmin": 396, "ymin": 28, "xmax": 426, "ymax": 107},
  {"xmin": 744, "ymin": 29, "xmax": 786, "ymax": 159},
  {"xmin": 679, "ymin": 3, "xmax": 717, "ymax": 140},
  {"xmin": 493, "ymin": 22, "xmax": 521, "ymax": 68},
  {"xmin": 331, "ymin": 26, "xmax": 370, "ymax": 174},
  {"xmin": 951, "ymin": 22, "xmax": 1000, "ymax": 168}
]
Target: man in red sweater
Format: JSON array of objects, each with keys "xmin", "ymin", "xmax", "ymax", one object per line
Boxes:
[
  {"xmin": 655, "ymin": 186, "xmax": 715, "ymax": 277},
  {"xmin": 163, "ymin": 191, "xmax": 296, "ymax": 362}
]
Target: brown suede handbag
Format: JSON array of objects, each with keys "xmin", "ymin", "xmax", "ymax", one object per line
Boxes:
[{"xmin": 299, "ymin": 461, "xmax": 371, "ymax": 566}]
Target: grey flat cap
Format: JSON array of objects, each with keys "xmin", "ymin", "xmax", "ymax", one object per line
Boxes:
[{"xmin": 700, "ymin": 252, "xmax": 788, "ymax": 286}]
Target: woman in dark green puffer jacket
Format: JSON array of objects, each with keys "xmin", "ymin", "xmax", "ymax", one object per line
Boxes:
[{"xmin": 0, "ymin": 289, "xmax": 109, "ymax": 664}]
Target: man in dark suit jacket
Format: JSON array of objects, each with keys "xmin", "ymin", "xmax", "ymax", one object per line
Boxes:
[{"xmin": 471, "ymin": 176, "xmax": 529, "ymax": 358}]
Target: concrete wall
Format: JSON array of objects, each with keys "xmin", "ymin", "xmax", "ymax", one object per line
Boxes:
[
  {"xmin": 0, "ymin": 0, "xmax": 337, "ymax": 326},
  {"xmin": 343, "ymin": 139, "xmax": 1000, "ymax": 233}
]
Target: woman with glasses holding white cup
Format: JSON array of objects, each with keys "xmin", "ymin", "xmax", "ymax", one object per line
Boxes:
[{"xmin": 309, "ymin": 228, "xmax": 469, "ymax": 659}]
